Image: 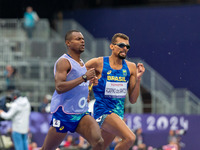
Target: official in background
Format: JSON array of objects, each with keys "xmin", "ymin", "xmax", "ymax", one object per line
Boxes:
[{"xmin": 0, "ymin": 90, "xmax": 31, "ymax": 150}]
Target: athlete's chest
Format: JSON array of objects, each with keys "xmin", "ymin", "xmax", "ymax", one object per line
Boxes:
[
  {"xmin": 102, "ymin": 68, "xmax": 129, "ymax": 98},
  {"xmin": 105, "ymin": 68, "xmax": 129, "ymax": 82}
]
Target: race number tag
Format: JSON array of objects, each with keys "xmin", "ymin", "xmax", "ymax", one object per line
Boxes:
[
  {"xmin": 104, "ymin": 81, "xmax": 127, "ymax": 98},
  {"xmin": 53, "ymin": 118, "xmax": 60, "ymax": 127}
]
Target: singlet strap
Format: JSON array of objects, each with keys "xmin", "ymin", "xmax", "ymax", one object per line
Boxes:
[
  {"xmin": 102, "ymin": 57, "xmax": 110, "ymax": 78},
  {"xmin": 103, "ymin": 56, "xmax": 109, "ymax": 66}
]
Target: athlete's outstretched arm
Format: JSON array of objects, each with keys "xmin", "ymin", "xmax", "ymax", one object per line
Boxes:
[
  {"xmin": 55, "ymin": 58, "xmax": 96, "ymax": 94},
  {"xmin": 128, "ymin": 62, "xmax": 145, "ymax": 104}
]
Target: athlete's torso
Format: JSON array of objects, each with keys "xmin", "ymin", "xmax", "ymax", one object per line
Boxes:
[
  {"xmin": 50, "ymin": 54, "xmax": 89, "ymax": 114},
  {"xmin": 93, "ymin": 56, "xmax": 130, "ymax": 119}
]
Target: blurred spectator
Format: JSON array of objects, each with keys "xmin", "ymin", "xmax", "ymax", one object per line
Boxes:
[
  {"xmin": 63, "ymin": 135, "xmax": 74, "ymax": 148},
  {"xmin": 132, "ymin": 127, "xmax": 146, "ymax": 150},
  {"xmin": 4, "ymin": 65, "xmax": 17, "ymax": 91},
  {"xmin": 28, "ymin": 132, "xmax": 40, "ymax": 150},
  {"xmin": 28, "ymin": 142, "xmax": 39, "ymax": 150},
  {"xmin": 162, "ymin": 143, "xmax": 178, "ymax": 150},
  {"xmin": 23, "ymin": 6, "xmax": 39, "ymax": 38},
  {"xmin": 162, "ymin": 129, "xmax": 179, "ymax": 150},
  {"xmin": 0, "ymin": 90, "xmax": 31, "ymax": 150},
  {"xmin": 164, "ymin": 129, "xmax": 186, "ymax": 150},
  {"xmin": 78, "ymin": 135, "xmax": 91, "ymax": 150},
  {"xmin": 38, "ymin": 94, "xmax": 52, "ymax": 113},
  {"xmin": 168, "ymin": 130, "xmax": 177, "ymax": 144},
  {"xmin": 52, "ymin": 11, "xmax": 63, "ymax": 33}
]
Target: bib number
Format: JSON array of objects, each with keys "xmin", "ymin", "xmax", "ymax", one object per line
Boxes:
[{"xmin": 104, "ymin": 81, "xmax": 127, "ymax": 98}]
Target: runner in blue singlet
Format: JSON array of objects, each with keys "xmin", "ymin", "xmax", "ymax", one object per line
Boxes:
[
  {"xmin": 93, "ymin": 56, "xmax": 130, "ymax": 121},
  {"xmin": 86, "ymin": 33, "xmax": 145, "ymax": 150},
  {"xmin": 41, "ymin": 30, "xmax": 104, "ymax": 150}
]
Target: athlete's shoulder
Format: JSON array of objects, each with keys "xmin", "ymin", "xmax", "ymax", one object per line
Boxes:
[
  {"xmin": 56, "ymin": 57, "xmax": 71, "ymax": 71},
  {"xmin": 125, "ymin": 59, "xmax": 136, "ymax": 68},
  {"xmin": 57, "ymin": 57, "xmax": 70, "ymax": 65},
  {"xmin": 89, "ymin": 57, "xmax": 103, "ymax": 62},
  {"xmin": 93, "ymin": 57, "xmax": 103, "ymax": 61},
  {"xmin": 86, "ymin": 57, "xmax": 103, "ymax": 67},
  {"xmin": 124, "ymin": 60, "xmax": 136, "ymax": 75}
]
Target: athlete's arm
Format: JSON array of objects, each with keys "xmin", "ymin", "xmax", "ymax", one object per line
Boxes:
[
  {"xmin": 85, "ymin": 57, "xmax": 103, "ymax": 79},
  {"xmin": 127, "ymin": 62, "xmax": 145, "ymax": 104},
  {"xmin": 127, "ymin": 62, "xmax": 139, "ymax": 104},
  {"xmin": 55, "ymin": 58, "xmax": 95, "ymax": 94}
]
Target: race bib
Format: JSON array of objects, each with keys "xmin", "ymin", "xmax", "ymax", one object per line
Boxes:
[
  {"xmin": 96, "ymin": 116, "xmax": 102, "ymax": 123},
  {"xmin": 53, "ymin": 118, "xmax": 60, "ymax": 127},
  {"xmin": 104, "ymin": 81, "xmax": 127, "ymax": 98}
]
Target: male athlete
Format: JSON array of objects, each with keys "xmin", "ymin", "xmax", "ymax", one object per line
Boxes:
[
  {"xmin": 85, "ymin": 33, "xmax": 145, "ymax": 150},
  {"xmin": 41, "ymin": 30, "xmax": 104, "ymax": 150}
]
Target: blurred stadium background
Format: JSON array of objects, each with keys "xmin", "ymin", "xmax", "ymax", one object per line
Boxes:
[{"xmin": 0, "ymin": 0, "xmax": 200, "ymax": 150}]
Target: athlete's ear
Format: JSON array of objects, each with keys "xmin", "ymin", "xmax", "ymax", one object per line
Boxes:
[
  {"xmin": 65, "ymin": 40, "xmax": 70, "ymax": 47},
  {"xmin": 110, "ymin": 44, "xmax": 114, "ymax": 50}
]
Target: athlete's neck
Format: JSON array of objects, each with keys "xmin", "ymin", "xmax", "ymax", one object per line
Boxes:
[
  {"xmin": 67, "ymin": 52, "xmax": 80, "ymax": 62},
  {"xmin": 67, "ymin": 52, "xmax": 83, "ymax": 66},
  {"xmin": 109, "ymin": 55, "xmax": 123, "ymax": 70}
]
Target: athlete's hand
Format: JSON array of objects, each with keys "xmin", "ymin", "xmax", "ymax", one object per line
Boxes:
[
  {"xmin": 88, "ymin": 74, "xmax": 98, "ymax": 92},
  {"xmin": 137, "ymin": 63, "xmax": 145, "ymax": 80},
  {"xmin": 90, "ymin": 76, "xmax": 98, "ymax": 86},
  {"xmin": 85, "ymin": 68, "xmax": 96, "ymax": 80}
]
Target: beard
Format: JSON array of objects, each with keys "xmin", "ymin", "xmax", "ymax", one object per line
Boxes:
[{"xmin": 118, "ymin": 52, "xmax": 126, "ymax": 59}]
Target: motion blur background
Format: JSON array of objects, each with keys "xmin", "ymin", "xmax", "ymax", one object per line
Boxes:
[{"xmin": 0, "ymin": 0, "xmax": 200, "ymax": 150}]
